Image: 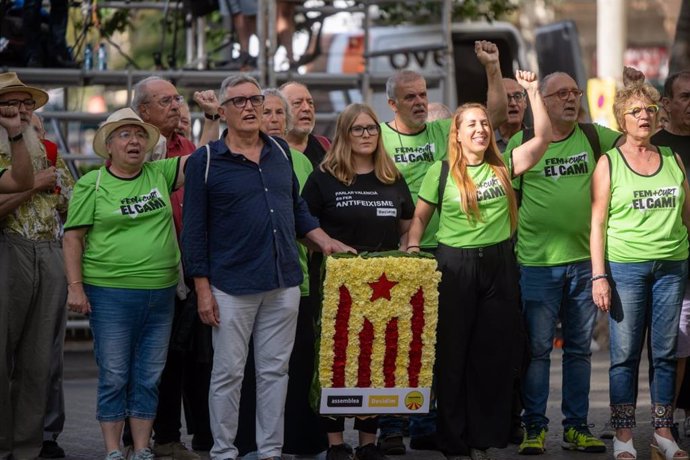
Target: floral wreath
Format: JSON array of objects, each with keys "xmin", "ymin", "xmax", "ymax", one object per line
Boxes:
[{"xmin": 318, "ymin": 252, "xmax": 441, "ymax": 389}]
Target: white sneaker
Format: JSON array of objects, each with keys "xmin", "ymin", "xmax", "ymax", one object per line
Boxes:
[{"xmin": 684, "ymin": 416, "xmax": 690, "ymax": 437}]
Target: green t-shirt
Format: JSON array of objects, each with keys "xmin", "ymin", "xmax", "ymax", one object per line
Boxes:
[
  {"xmin": 64, "ymin": 159, "xmax": 181, "ymax": 289},
  {"xmin": 381, "ymin": 118, "xmax": 451, "ymax": 249},
  {"xmin": 291, "ymin": 147, "xmax": 313, "ymax": 296},
  {"xmin": 606, "ymin": 146, "xmax": 689, "ymax": 262},
  {"xmin": 418, "ymin": 161, "xmax": 511, "ymax": 248},
  {"xmin": 504, "ymin": 124, "xmax": 621, "ymax": 266}
]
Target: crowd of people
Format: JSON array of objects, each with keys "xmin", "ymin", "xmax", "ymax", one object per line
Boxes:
[{"xmin": 3, "ymin": 38, "xmax": 690, "ymax": 460}]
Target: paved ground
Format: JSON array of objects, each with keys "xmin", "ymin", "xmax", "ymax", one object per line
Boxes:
[{"xmin": 58, "ymin": 343, "xmax": 689, "ymax": 459}]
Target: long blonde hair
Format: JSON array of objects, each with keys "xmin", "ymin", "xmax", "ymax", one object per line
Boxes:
[
  {"xmin": 447, "ymin": 103, "xmax": 518, "ymax": 232},
  {"xmin": 321, "ymin": 103, "xmax": 400, "ymax": 185}
]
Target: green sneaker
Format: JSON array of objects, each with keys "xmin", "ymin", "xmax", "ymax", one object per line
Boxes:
[
  {"xmin": 561, "ymin": 425, "xmax": 606, "ymax": 453},
  {"xmin": 518, "ymin": 425, "xmax": 546, "ymax": 455}
]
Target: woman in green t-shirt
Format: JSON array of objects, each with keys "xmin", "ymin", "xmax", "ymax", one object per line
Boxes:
[
  {"xmin": 590, "ymin": 82, "xmax": 690, "ymax": 460},
  {"xmin": 62, "ymin": 108, "xmax": 189, "ymax": 460},
  {"xmin": 406, "ymin": 70, "xmax": 551, "ymax": 459}
]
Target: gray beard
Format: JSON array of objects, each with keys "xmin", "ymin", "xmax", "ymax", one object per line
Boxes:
[
  {"xmin": 291, "ymin": 125, "xmax": 314, "ymax": 138},
  {"xmin": 0, "ymin": 126, "xmax": 45, "ymax": 162}
]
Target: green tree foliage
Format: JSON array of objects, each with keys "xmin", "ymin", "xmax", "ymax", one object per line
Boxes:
[{"xmin": 375, "ymin": 0, "xmax": 518, "ymax": 25}]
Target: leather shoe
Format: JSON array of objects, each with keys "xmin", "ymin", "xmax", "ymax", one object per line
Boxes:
[
  {"xmin": 39, "ymin": 440, "xmax": 65, "ymax": 458},
  {"xmin": 409, "ymin": 433, "xmax": 437, "ymax": 451}
]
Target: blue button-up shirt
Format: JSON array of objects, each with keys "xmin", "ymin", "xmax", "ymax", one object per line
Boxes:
[{"xmin": 181, "ymin": 131, "xmax": 319, "ymax": 295}]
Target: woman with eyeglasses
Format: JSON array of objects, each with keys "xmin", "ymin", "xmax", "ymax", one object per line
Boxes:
[
  {"xmin": 406, "ymin": 70, "xmax": 551, "ymax": 460},
  {"xmin": 301, "ymin": 103, "xmax": 414, "ymax": 460},
  {"xmin": 590, "ymin": 82, "xmax": 690, "ymax": 460},
  {"xmin": 63, "ymin": 108, "xmax": 189, "ymax": 460}
]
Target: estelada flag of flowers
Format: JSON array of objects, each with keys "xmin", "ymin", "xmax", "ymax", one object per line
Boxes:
[{"xmin": 319, "ymin": 252, "xmax": 441, "ymax": 389}]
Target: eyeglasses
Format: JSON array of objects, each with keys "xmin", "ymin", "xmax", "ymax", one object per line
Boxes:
[
  {"xmin": 624, "ymin": 104, "xmax": 659, "ymax": 119},
  {"xmin": 0, "ymin": 99, "xmax": 37, "ymax": 109},
  {"xmin": 221, "ymin": 95, "xmax": 265, "ymax": 109},
  {"xmin": 149, "ymin": 94, "xmax": 184, "ymax": 108},
  {"xmin": 507, "ymin": 91, "xmax": 526, "ymax": 102},
  {"xmin": 543, "ymin": 89, "xmax": 583, "ymax": 100},
  {"xmin": 112, "ymin": 130, "xmax": 149, "ymax": 142},
  {"xmin": 350, "ymin": 124, "xmax": 380, "ymax": 137}
]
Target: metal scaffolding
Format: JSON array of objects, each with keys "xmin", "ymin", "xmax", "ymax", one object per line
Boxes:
[{"xmin": 1, "ymin": 0, "xmax": 453, "ymax": 153}]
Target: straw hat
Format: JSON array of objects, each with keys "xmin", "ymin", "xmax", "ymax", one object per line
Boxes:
[
  {"xmin": 92, "ymin": 108, "xmax": 160, "ymax": 159},
  {"xmin": 0, "ymin": 72, "xmax": 49, "ymax": 109}
]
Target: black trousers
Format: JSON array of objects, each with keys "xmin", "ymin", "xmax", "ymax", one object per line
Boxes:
[
  {"xmin": 153, "ymin": 290, "xmax": 212, "ymax": 445},
  {"xmin": 321, "ymin": 416, "xmax": 378, "ymax": 435},
  {"xmin": 434, "ymin": 241, "xmax": 521, "ymax": 456},
  {"xmin": 677, "ymin": 362, "xmax": 690, "ymax": 410}
]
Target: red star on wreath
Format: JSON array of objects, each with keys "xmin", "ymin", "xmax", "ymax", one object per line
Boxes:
[{"xmin": 368, "ymin": 273, "xmax": 399, "ymax": 301}]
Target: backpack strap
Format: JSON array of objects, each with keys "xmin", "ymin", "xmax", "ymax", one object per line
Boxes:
[
  {"xmin": 95, "ymin": 168, "xmax": 102, "ymax": 192},
  {"xmin": 578, "ymin": 122, "xmax": 601, "ymax": 161},
  {"xmin": 267, "ymin": 136, "xmax": 293, "ymax": 164},
  {"xmin": 315, "ymin": 135, "xmax": 331, "ymax": 152},
  {"xmin": 204, "ymin": 144, "xmax": 211, "ymax": 184},
  {"xmin": 438, "ymin": 160, "xmax": 449, "ymax": 215}
]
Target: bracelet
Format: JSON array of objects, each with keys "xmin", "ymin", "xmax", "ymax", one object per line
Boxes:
[
  {"xmin": 8, "ymin": 132, "xmax": 23, "ymax": 143},
  {"xmin": 407, "ymin": 245, "xmax": 421, "ymax": 250},
  {"xmin": 68, "ymin": 280, "xmax": 83, "ymax": 286},
  {"xmin": 204, "ymin": 112, "xmax": 220, "ymax": 121},
  {"xmin": 591, "ymin": 274, "xmax": 608, "ymax": 282}
]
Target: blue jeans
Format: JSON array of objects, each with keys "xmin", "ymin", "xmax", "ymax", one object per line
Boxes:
[
  {"xmin": 520, "ymin": 261, "xmax": 597, "ymax": 429},
  {"xmin": 86, "ymin": 284, "xmax": 175, "ymax": 422},
  {"xmin": 379, "ymin": 411, "xmax": 437, "ymax": 439},
  {"xmin": 608, "ymin": 260, "xmax": 687, "ymax": 428}
]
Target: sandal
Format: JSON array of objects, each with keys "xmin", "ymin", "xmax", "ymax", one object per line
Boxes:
[
  {"xmin": 651, "ymin": 432, "xmax": 689, "ymax": 460},
  {"xmin": 613, "ymin": 436, "xmax": 636, "ymax": 459}
]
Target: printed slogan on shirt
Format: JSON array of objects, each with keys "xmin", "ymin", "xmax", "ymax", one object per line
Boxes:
[
  {"xmin": 631, "ymin": 186, "xmax": 679, "ymax": 211},
  {"xmin": 393, "ymin": 143, "xmax": 436, "ymax": 164},
  {"xmin": 119, "ymin": 188, "xmax": 167, "ymax": 218},
  {"xmin": 543, "ymin": 152, "xmax": 589, "ymax": 179}
]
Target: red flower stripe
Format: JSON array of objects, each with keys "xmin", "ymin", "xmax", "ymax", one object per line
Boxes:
[
  {"xmin": 332, "ymin": 285, "xmax": 352, "ymax": 387},
  {"xmin": 408, "ymin": 287, "xmax": 425, "ymax": 387},
  {"xmin": 384, "ymin": 317, "xmax": 399, "ymax": 387},
  {"xmin": 357, "ymin": 319, "xmax": 374, "ymax": 387}
]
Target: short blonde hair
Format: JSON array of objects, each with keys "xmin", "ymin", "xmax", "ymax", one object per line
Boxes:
[{"xmin": 613, "ymin": 83, "xmax": 660, "ymax": 131}]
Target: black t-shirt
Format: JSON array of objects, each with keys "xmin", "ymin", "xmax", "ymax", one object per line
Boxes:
[
  {"xmin": 651, "ymin": 129, "xmax": 690, "ymax": 171},
  {"xmin": 302, "ymin": 169, "xmax": 414, "ymax": 252},
  {"xmin": 303, "ymin": 134, "xmax": 329, "ymax": 169}
]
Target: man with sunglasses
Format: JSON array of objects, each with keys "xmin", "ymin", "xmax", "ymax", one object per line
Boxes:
[
  {"xmin": 504, "ymin": 72, "xmax": 627, "ymax": 456},
  {"xmin": 131, "ymin": 76, "xmax": 205, "ymax": 460},
  {"xmin": 182, "ymin": 74, "xmax": 354, "ymax": 460},
  {"xmin": 0, "ymin": 72, "xmax": 74, "ymax": 460}
]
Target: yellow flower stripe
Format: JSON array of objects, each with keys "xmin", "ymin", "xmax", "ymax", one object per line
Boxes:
[{"xmin": 320, "ymin": 256, "xmax": 441, "ymax": 388}]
